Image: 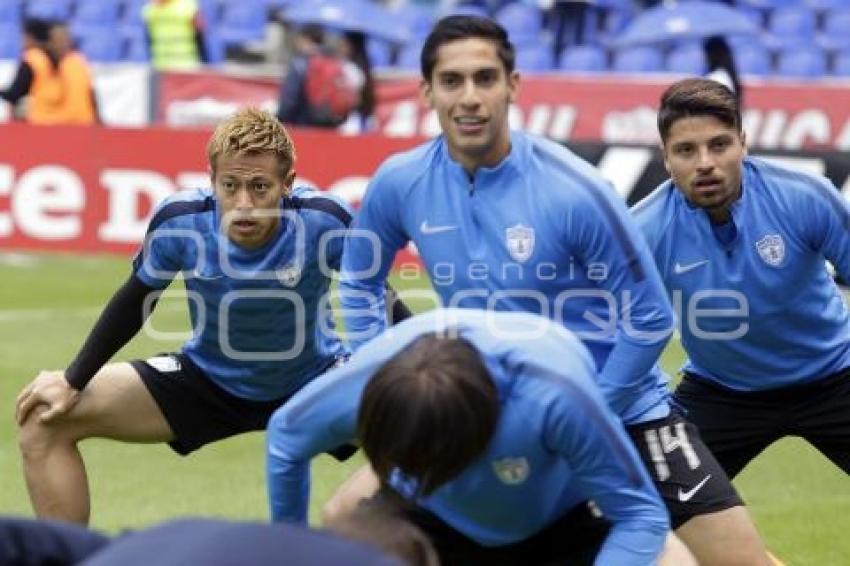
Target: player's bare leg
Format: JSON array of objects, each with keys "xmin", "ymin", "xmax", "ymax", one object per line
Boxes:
[
  {"xmin": 322, "ymin": 463, "xmax": 380, "ymax": 524},
  {"xmin": 18, "ymin": 363, "xmax": 174, "ymax": 524},
  {"xmin": 659, "ymin": 532, "xmax": 698, "ymax": 566},
  {"xmin": 676, "ymin": 506, "xmax": 772, "ymax": 566}
]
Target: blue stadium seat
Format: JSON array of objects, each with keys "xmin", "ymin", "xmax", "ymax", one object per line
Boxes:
[
  {"xmin": 559, "ymin": 45, "xmax": 607, "ymax": 73},
  {"xmin": 443, "ymin": 4, "xmax": 490, "ymax": 19},
  {"xmin": 367, "ymin": 37, "xmax": 392, "ymax": 68},
  {"xmin": 666, "ymin": 44, "xmax": 707, "ymax": 75},
  {"xmin": 515, "ymin": 44, "xmax": 553, "ymax": 72},
  {"xmin": 804, "ymin": 0, "xmax": 849, "ymax": 10},
  {"xmin": 766, "ymin": 6, "xmax": 817, "ymax": 47},
  {"xmin": 0, "ymin": 23, "xmax": 21, "ymax": 59},
  {"xmin": 737, "ymin": 0, "xmax": 796, "ymax": 9},
  {"xmin": 734, "ymin": 43, "xmax": 771, "ymax": 75},
  {"xmin": 817, "ymin": 8, "xmax": 850, "ymax": 52},
  {"xmin": 203, "ymin": 27, "xmax": 226, "ymax": 64},
  {"xmin": 0, "ymin": 1, "xmax": 21, "ymax": 25},
  {"xmin": 612, "ymin": 46, "xmax": 663, "ymax": 73},
  {"xmin": 217, "ymin": 0, "xmax": 267, "ymax": 47},
  {"xmin": 396, "ymin": 42, "xmax": 421, "ymax": 71},
  {"xmin": 388, "ymin": 2, "xmax": 434, "ymax": 41},
  {"xmin": 832, "ymin": 50, "xmax": 850, "ymax": 77},
  {"xmin": 78, "ymin": 30, "xmax": 123, "ymax": 62},
  {"xmin": 123, "ymin": 31, "xmax": 149, "ymax": 62},
  {"xmin": 776, "ymin": 47, "xmax": 826, "ymax": 77},
  {"xmin": 199, "ymin": 0, "xmax": 224, "ymax": 29},
  {"xmin": 495, "ymin": 2, "xmax": 542, "ymax": 46},
  {"xmin": 25, "ymin": 0, "xmax": 73, "ymax": 21},
  {"xmin": 74, "ymin": 0, "xmax": 122, "ymax": 26}
]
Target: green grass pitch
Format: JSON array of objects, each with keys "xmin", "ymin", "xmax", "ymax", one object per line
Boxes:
[{"xmin": 0, "ymin": 252, "xmax": 847, "ymax": 564}]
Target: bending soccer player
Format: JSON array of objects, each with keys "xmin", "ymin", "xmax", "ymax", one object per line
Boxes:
[
  {"xmin": 336, "ymin": 15, "xmax": 770, "ymax": 565},
  {"xmin": 635, "ymin": 78, "xmax": 850, "ymax": 480},
  {"xmin": 16, "ymin": 108, "xmax": 357, "ymax": 524},
  {"xmin": 268, "ymin": 309, "xmax": 670, "ymax": 565}
]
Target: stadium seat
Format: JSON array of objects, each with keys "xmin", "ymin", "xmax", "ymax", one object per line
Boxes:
[
  {"xmin": 367, "ymin": 37, "xmax": 392, "ymax": 68},
  {"xmin": 74, "ymin": 0, "xmax": 122, "ymax": 27},
  {"xmin": 612, "ymin": 46, "xmax": 663, "ymax": 73},
  {"xmin": 776, "ymin": 47, "xmax": 827, "ymax": 78},
  {"xmin": 515, "ymin": 44, "xmax": 553, "ymax": 72},
  {"xmin": 495, "ymin": 2, "xmax": 542, "ymax": 47},
  {"xmin": 666, "ymin": 44, "xmax": 707, "ymax": 75},
  {"xmin": 559, "ymin": 45, "xmax": 607, "ymax": 73},
  {"xmin": 217, "ymin": 0, "xmax": 267, "ymax": 47},
  {"xmin": 804, "ymin": 0, "xmax": 849, "ymax": 10},
  {"xmin": 734, "ymin": 43, "xmax": 771, "ymax": 75},
  {"xmin": 0, "ymin": 1, "xmax": 20, "ymax": 26},
  {"xmin": 765, "ymin": 6, "xmax": 817, "ymax": 48},
  {"xmin": 25, "ymin": 0, "xmax": 73, "ymax": 21},
  {"xmin": 817, "ymin": 8, "xmax": 850, "ymax": 52},
  {"xmin": 736, "ymin": 0, "xmax": 796, "ymax": 9},
  {"xmin": 396, "ymin": 42, "xmax": 421, "ymax": 71},
  {"xmin": 124, "ymin": 32, "xmax": 149, "ymax": 62},
  {"xmin": 832, "ymin": 50, "xmax": 850, "ymax": 77},
  {"xmin": 0, "ymin": 23, "xmax": 21, "ymax": 59},
  {"xmin": 203, "ymin": 28, "xmax": 226, "ymax": 64},
  {"xmin": 78, "ymin": 30, "xmax": 123, "ymax": 62},
  {"xmin": 388, "ymin": 2, "xmax": 434, "ymax": 41},
  {"xmin": 198, "ymin": 0, "xmax": 224, "ymax": 29}
]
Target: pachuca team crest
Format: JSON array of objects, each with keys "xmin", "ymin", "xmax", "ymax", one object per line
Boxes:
[
  {"xmin": 505, "ymin": 224, "xmax": 535, "ymax": 263},
  {"xmin": 755, "ymin": 234, "xmax": 785, "ymax": 266}
]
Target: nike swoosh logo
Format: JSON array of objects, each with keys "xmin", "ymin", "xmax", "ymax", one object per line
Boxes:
[
  {"xmin": 678, "ymin": 474, "xmax": 712, "ymax": 502},
  {"xmin": 420, "ymin": 220, "xmax": 458, "ymax": 235},
  {"xmin": 673, "ymin": 260, "xmax": 709, "ymax": 275}
]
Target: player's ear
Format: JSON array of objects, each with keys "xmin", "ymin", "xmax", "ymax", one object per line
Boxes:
[
  {"xmin": 419, "ymin": 79, "xmax": 434, "ymax": 108},
  {"xmin": 661, "ymin": 142, "xmax": 671, "ymax": 175},
  {"xmin": 283, "ymin": 169, "xmax": 296, "ymax": 192},
  {"xmin": 507, "ymin": 70, "xmax": 519, "ymax": 104},
  {"xmin": 740, "ymin": 129, "xmax": 748, "ymax": 155}
]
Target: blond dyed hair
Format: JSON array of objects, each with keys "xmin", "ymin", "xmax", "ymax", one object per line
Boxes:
[{"xmin": 207, "ymin": 107, "xmax": 296, "ymax": 180}]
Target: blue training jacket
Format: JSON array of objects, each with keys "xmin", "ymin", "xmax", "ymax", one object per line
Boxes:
[
  {"xmin": 340, "ymin": 131, "xmax": 675, "ymax": 424},
  {"xmin": 133, "ymin": 186, "xmax": 349, "ymax": 401},
  {"xmin": 633, "ymin": 156, "xmax": 850, "ymax": 390},
  {"xmin": 267, "ymin": 309, "xmax": 669, "ymax": 565}
]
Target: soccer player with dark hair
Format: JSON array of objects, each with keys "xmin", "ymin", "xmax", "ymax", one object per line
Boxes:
[
  {"xmin": 267, "ymin": 309, "xmax": 669, "ymax": 565},
  {"xmin": 15, "ymin": 108, "xmax": 358, "ymax": 525},
  {"xmin": 634, "ymin": 77, "xmax": 850, "ymax": 479},
  {"xmin": 336, "ymin": 15, "xmax": 769, "ymax": 565}
]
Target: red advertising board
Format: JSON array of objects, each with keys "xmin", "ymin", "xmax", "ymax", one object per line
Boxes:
[
  {"xmin": 157, "ymin": 71, "xmax": 850, "ymax": 150},
  {"xmin": 0, "ymin": 123, "xmax": 420, "ymax": 255}
]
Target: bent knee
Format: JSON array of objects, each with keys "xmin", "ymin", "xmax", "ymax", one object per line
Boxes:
[{"xmin": 19, "ymin": 408, "xmax": 79, "ymax": 457}]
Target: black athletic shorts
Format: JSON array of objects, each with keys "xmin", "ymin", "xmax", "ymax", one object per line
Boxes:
[
  {"xmin": 627, "ymin": 409, "xmax": 743, "ymax": 529},
  {"xmin": 131, "ymin": 352, "xmax": 354, "ymax": 458},
  {"xmin": 674, "ymin": 368, "xmax": 850, "ymax": 478},
  {"xmin": 377, "ymin": 492, "xmax": 610, "ymax": 566}
]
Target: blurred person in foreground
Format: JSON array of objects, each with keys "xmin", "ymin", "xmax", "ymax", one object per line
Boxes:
[{"xmin": 268, "ymin": 309, "xmax": 669, "ymax": 565}]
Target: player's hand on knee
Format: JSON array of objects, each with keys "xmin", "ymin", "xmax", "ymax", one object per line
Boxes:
[{"xmin": 15, "ymin": 370, "xmax": 81, "ymax": 426}]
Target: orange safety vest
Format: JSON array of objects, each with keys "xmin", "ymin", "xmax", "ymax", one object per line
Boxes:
[{"xmin": 24, "ymin": 48, "xmax": 96, "ymax": 125}]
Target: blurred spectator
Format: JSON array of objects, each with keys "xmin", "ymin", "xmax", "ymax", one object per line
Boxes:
[
  {"xmin": 276, "ymin": 25, "xmax": 358, "ymax": 128},
  {"xmin": 704, "ymin": 35, "xmax": 742, "ymax": 107},
  {"xmin": 336, "ymin": 31, "xmax": 376, "ymax": 133},
  {"xmin": 0, "ymin": 19, "xmax": 98, "ymax": 125},
  {"xmin": 143, "ymin": 0, "xmax": 207, "ymax": 71}
]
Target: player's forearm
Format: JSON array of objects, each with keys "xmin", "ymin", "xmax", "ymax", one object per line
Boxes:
[
  {"xmin": 65, "ymin": 275, "xmax": 158, "ymax": 390},
  {"xmin": 266, "ymin": 441, "xmax": 310, "ymax": 523},
  {"xmin": 599, "ymin": 336, "xmax": 669, "ymax": 416},
  {"xmin": 339, "ymin": 277, "xmax": 388, "ymax": 351}
]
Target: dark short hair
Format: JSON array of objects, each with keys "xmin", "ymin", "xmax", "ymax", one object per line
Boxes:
[
  {"xmin": 420, "ymin": 15, "xmax": 515, "ymax": 82},
  {"xmin": 23, "ymin": 18, "xmax": 51, "ymax": 44},
  {"xmin": 358, "ymin": 333, "xmax": 500, "ymax": 496},
  {"xmin": 657, "ymin": 78, "xmax": 741, "ymax": 143}
]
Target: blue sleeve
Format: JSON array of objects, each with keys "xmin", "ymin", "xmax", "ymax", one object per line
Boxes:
[
  {"xmin": 569, "ymin": 186, "xmax": 674, "ymax": 415},
  {"xmin": 266, "ymin": 347, "xmax": 390, "ymax": 522},
  {"xmin": 131, "ymin": 216, "xmax": 185, "ymax": 290},
  {"xmin": 339, "ymin": 167, "xmax": 409, "ymax": 350},
  {"xmin": 799, "ymin": 177, "xmax": 850, "ymax": 281},
  {"xmin": 311, "ymin": 191, "xmax": 354, "ymax": 272},
  {"xmin": 537, "ymin": 367, "xmax": 668, "ymax": 564}
]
